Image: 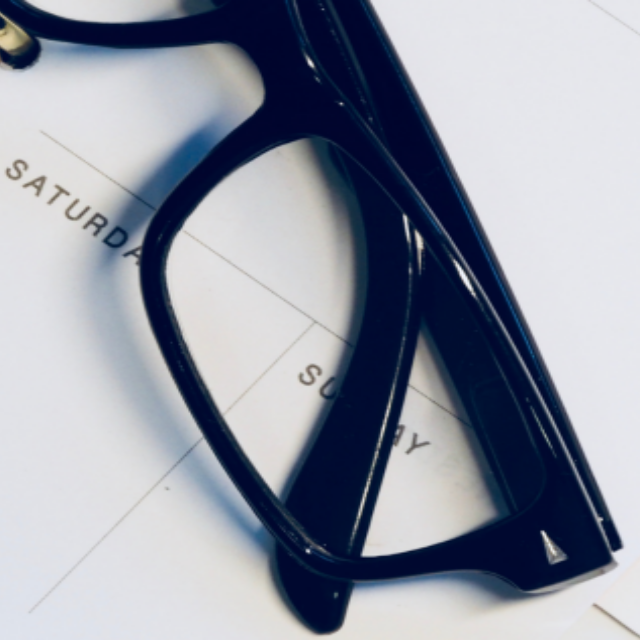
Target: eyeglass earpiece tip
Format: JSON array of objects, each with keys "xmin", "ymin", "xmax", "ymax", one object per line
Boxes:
[
  {"xmin": 274, "ymin": 544, "xmax": 351, "ymax": 634},
  {"xmin": 0, "ymin": 14, "xmax": 42, "ymax": 71}
]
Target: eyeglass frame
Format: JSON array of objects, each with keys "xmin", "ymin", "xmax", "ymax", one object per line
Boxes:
[{"xmin": 0, "ymin": 0, "xmax": 617, "ymax": 591}]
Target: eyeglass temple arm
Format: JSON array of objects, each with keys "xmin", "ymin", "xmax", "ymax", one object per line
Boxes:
[
  {"xmin": 331, "ymin": 0, "xmax": 621, "ymax": 552},
  {"xmin": 273, "ymin": 0, "xmax": 423, "ymax": 633},
  {"xmin": 0, "ymin": 0, "xmax": 236, "ymax": 47}
]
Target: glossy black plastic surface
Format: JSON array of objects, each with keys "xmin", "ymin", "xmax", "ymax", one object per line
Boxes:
[
  {"xmin": 329, "ymin": 0, "xmax": 621, "ymax": 554},
  {"xmin": 274, "ymin": 1, "xmax": 422, "ymax": 632},
  {"xmin": 0, "ymin": 0, "xmax": 618, "ymax": 630},
  {"xmin": 280, "ymin": 0, "xmax": 619, "ymax": 630}
]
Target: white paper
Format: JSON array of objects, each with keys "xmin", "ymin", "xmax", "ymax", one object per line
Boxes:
[
  {"xmin": 0, "ymin": 0, "xmax": 639, "ymax": 638},
  {"xmin": 588, "ymin": 0, "xmax": 640, "ymax": 34},
  {"xmin": 562, "ymin": 606, "xmax": 638, "ymax": 640},
  {"xmin": 370, "ymin": 0, "xmax": 640, "ymax": 634},
  {"xmin": 598, "ymin": 559, "xmax": 640, "ymax": 635}
]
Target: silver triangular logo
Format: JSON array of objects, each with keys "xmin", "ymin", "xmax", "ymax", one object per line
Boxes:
[{"xmin": 541, "ymin": 531, "xmax": 568, "ymax": 565}]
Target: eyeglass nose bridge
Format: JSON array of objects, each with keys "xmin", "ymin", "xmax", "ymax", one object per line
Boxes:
[{"xmin": 0, "ymin": 12, "xmax": 40, "ymax": 69}]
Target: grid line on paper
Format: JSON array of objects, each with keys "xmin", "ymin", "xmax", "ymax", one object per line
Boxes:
[
  {"xmin": 183, "ymin": 230, "xmax": 352, "ymax": 346},
  {"xmin": 28, "ymin": 131, "xmax": 467, "ymax": 613},
  {"xmin": 37, "ymin": 129, "xmax": 355, "ymax": 349},
  {"xmin": 587, "ymin": 0, "xmax": 640, "ymax": 38},
  {"xmin": 408, "ymin": 384, "xmax": 470, "ymax": 426},
  {"xmin": 28, "ymin": 437, "xmax": 204, "ymax": 614},
  {"xmin": 593, "ymin": 605, "xmax": 638, "ymax": 634},
  {"xmin": 39, "ymin": 131, "xmax": 157, "ymax": 211},
  {"xmin": 180, "ymin": 235, "xmax": 467, "ymax": 425},
  {"xmin": 224, "ymin": 321, "xmax": 316, "ymax": 415},
  {"xmin": 185, "ymin": 226, "xmax": 467, "ymax": 426},
  {"xmin": 28, "ymin": 322, "xmax": 316, "ymax": 614}
]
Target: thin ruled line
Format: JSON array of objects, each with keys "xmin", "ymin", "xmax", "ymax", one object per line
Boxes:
[
  {"xmin": 29, "ymin": 437, "xmax": 203, "ymax": 614},
  {"xmin": 39, "ymin": 131, "xmax": 157, "ymax": 211},
  {"xmin": 302, "ymin": 315, "xmax": 469, "ymax": 425},
  {"xmin": 587, "ymin": 0, "xmax": 640, "ymax": 38},
  {"xmin": 183, "ymin": 230, "xmax": 352, "ymax": 346},
  {"xmin": 185, "ymin": 240, "xmax": 467, "ymax": 428},
  {"xmin": 28, "ymin": 323, "xmax": 317, "ymax": 614},
  {"xmin": 224, "ymin": 321, "xmax": 316, "ymax": 415},
  {"xmin": 408, "ymin": 384, "xmax": 470, "ymax": 426},
  {"xmin": 593, "ymin": 605, "xmax": 638, "ymax": 635}
]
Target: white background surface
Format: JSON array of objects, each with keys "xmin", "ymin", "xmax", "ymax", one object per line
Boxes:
[
  {"xmin": 599, "ymin": 558, "xmax": 640, "ymax": 635},
  {"xmin": 563, "ymin": 606, "xmax": 638, "ymax": 640},
  {"xmin": 0, "ymin": 0, "xmax": 639, "ymax": 638}
]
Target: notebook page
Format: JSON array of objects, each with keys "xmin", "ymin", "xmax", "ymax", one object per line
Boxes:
[
  {"xmin": 598, "ymin": 559, "xmax": 640, "ymax": 635},
  {"xmin": 562, "ymin": 606, "xmax": 638, "ymax": 639},
  {"xmin": 0, "ymin": 1, "xmax": 637, "ymax": 639},
  {"xmin": 372, "ymin": 0, "xmax": 640, "ymax": 634}
]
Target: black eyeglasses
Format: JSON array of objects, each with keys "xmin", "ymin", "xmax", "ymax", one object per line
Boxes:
[{"xmin": 0, "ymin": 0, "xmax": 621, "ymax": 634}]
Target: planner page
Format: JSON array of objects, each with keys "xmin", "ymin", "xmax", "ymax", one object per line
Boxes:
[
  {"xmin": 562, "ymin": 605, "xmax": 638, "ymax": 639},
  {"xmin": 598, "ymin": 559, "xmax": 640, "ymax": 635},
  {"xmin": 0, "ymin": 1, "xmax": 638, "ymax": 638},
  {"xmin": 372, "ymin": 0, "xmax": 640, "ymax": 632},
  {"xmin": 375, "ymin": 0, "xmax": 640, "ymax": 543}
]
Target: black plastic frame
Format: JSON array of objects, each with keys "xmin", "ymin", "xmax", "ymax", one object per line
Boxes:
[
  {"xmin": 0, "ymin": 0, "xmax": 617, "ymax": 595},
  {"xmin": 330, "ymin": 0, "xmax": 621, "ymax": 552}
]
